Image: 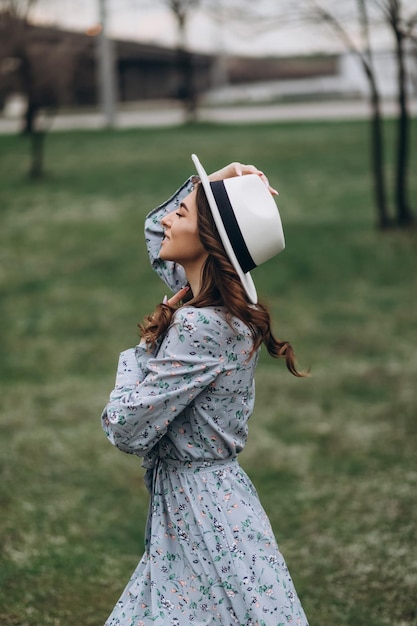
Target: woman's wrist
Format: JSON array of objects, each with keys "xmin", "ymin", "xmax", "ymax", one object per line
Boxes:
[
  {"xmin": 208, "ymin": 162, "xmax": 242, "ymax": 182},
  {"xmin": 208, "ymin": 162, "xmax": 278, "ymax": 195}
]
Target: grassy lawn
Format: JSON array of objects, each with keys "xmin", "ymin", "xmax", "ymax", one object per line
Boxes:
[{"xmin": 0, "ymin": 119, "xmax": 416, "ymax": 625}]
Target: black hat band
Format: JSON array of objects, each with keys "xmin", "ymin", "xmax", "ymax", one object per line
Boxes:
[{"xmin": 210, "ymin": 181, "xmax": 256, "ymax": 274}]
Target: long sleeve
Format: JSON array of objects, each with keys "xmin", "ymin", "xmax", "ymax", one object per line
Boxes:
[
  {"xmin": 101, "ymin": 307, "xmax": 225, "ymax": 457},
  {"xmin": 144, "ymin": 177, "xmax": 197, "ymax": 292},
  {"xmin": 113, "ymin": 342, "xmax": 151, "ymax": 389},
  {"xmin": 100, "ymin": 341, "xmax": 154, "ymax": 445}
]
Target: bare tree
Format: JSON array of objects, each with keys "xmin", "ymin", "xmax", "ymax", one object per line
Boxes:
[
  {"xmin": 168, "ymin": 0, "xmax": 200, "ymax": 36},
  {"xmin": 0, "ymin": 1, "xmax": 90, "ymax": 177},
  {"xmin": 211, "ymin": 0, "xmax": 417, "ymax": 229},
  {"xmin": 167, "ymin": 0, "xmax": 201, "ymax": 121},
  {"xmin": 135, "ymin": 0, "xmax": 202, "ymax": 119},
  {"xmin": 0, "ymin": 2, "xmax": 47, "ymax": 177},
  {"xmin": 373, "ymin": 0, "xmax": 415, "ymax": 226},
  {"xmin": 0, "ymin": 0, "xmax": 36, "ymax": 131},
  {"xmin": 306, "ymin": 0, "xmax": 391, "ymax": 229},
  {"xmin": 219, "ymin": 0, "xmax": 391, "ymax": 228},
  {"xmin": 0, "ymin": 0, "xmax": 34, "ymax": 20}
]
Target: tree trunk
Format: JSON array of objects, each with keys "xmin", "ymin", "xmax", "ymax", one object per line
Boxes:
[
  {"xmin": 18, "ymin": 49, "xmax": 38, "ymax": 134},
  {"xmin": 365, "ymin": 65, "xmax": 391, "ymax": 229},
  {"xmin": 175, "ymin": 13, "xmax": 198, "ymax": 123},
  {"xmin": 29, "ymin": 130, "xmax": 45, "ymax": 179},
  {"xmin": 175, "ymin": 48, "xmax": 198, "ymax": 123},
  {"xmin": 22, "ymin": 99, "xmax": 38, "ymax": 134},
  {"xmin": 394, "ymin": 29, "xmax": 413, "ymax": 226}
]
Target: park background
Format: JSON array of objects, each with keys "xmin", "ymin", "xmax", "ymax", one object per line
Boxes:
[{"xmin": 1, "ymin": 1, "xmax": 417, "ymax": 625}]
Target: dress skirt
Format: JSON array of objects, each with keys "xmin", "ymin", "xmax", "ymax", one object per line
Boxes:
[{"xmin": 105, "ymin": 457, "xmax": 309, "ymax": 626}]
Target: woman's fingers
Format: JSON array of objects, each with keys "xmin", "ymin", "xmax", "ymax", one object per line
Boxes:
[
  {"xmin": 165, "ymin": 285, "xmax": 190, "ymax": 307},
  {"xmin": 208, "ymin": 162, "xmax": 241, "ymax": 181},
  {"xmin": 257, "ymin": 172, "xmax": 279, "ymax": 196},
  {"xmin": 208, "ymin": 162, "xmax": 278, "ymax": 196}
]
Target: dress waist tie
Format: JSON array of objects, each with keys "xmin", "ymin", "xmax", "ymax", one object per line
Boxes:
[{"xmin": 143, "ymin": 456, "xmax": 238, "ymax": 553}]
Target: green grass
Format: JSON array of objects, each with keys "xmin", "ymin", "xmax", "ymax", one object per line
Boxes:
[{"xmin": 0, "ymin": 119, "xmax": 416, "ymax": 625}]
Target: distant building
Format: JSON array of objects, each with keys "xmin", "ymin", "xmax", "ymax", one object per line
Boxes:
[
  {"xmin": 0, "ymin": 21, "xmax": 215, "ymax": 111},
  {"xmin": 1, "ymin": 21, "xmax": 415, "ymax": 113},
  {"xmin": 340, "ymin": 49, "xmax": 416, "ymax": 99},
  {"xmin": 206, "ymin": 49, "xmax": 417, "ymax": 105}
]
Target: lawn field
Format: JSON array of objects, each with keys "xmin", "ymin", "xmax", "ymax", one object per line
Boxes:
[{"xmin": 0, "ymin": 119, "xmax": 416, "ymax": 625}]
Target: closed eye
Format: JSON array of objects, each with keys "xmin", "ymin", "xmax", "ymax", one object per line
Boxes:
[{"xmin": 175, "ymin": 212, "xmax": 183, "ymax": 217}]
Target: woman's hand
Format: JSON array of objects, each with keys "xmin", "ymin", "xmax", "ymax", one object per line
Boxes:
[
  {"xmin": 208, "ymin": 162, "xmax": 278, "ymax": 196},
  {"xmin": 162, "ymin": 285, "xmax": 190, "ymax": 307}
]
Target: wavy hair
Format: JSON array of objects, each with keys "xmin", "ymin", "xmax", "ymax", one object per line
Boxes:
[{"xmin": 140, "ymin": 182, "xmax": 307, "ymax": 377}]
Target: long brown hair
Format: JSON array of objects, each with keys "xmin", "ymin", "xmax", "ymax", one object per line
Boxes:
[{"xmin": 140, "ymin": 182, "xmax": 307, "ymax": 377}]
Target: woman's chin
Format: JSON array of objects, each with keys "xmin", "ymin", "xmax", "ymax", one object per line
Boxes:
[{"xmin": 159, "ymin": 250, "xmax": 175, "ymax": 262}]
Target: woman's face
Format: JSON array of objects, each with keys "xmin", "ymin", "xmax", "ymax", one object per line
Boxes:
[{"xmin": 160, "ymin": 188, "xmax": 208, "ymax": 267}]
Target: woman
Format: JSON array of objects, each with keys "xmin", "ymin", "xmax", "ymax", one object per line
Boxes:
[{"xmin": 101, "ymin": 155, "xmax": 309, "ymax": 626}]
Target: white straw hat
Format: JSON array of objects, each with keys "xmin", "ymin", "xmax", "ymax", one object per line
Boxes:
[{"xmin": 191, "ymin": 153, "xmax": 285, "ymax": 304}]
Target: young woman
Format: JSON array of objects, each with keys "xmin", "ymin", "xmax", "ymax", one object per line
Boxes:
[{"xmin": 101, "ymin": 155, "xmax": 309, "ymax": 626}]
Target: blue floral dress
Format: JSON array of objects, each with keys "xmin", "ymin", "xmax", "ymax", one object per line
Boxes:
[{"xmin": 101, "ymin": 179, "xmax": 309, "ymax": 626}]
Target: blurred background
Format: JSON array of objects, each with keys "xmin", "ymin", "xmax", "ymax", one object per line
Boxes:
[
  {"xmin": 0, "ymin": 1, "xmax": 416, "ymax": 624},
  {"xmin": 1, "ymin": 0, "xmax": 417, "ymax": 134}
]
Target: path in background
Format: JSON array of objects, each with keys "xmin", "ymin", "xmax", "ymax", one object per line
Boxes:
[{"xmin": 1, "ymin": 98, "xmax": 417, "ymax": 134}]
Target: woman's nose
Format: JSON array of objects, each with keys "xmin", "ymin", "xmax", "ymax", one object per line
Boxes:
[{"xmin": 161, "ymin": 211, "xmax": 174, "ymax": 227}]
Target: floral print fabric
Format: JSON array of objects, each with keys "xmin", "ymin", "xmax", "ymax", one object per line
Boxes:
[{"xmin": 101, "ymin": 179, "xmax": 309, "ymax": 625}]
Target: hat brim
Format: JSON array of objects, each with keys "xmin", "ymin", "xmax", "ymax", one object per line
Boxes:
[{"xmin": 191, "ymin": 153, "xmax": 258, "ymax": 304}]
